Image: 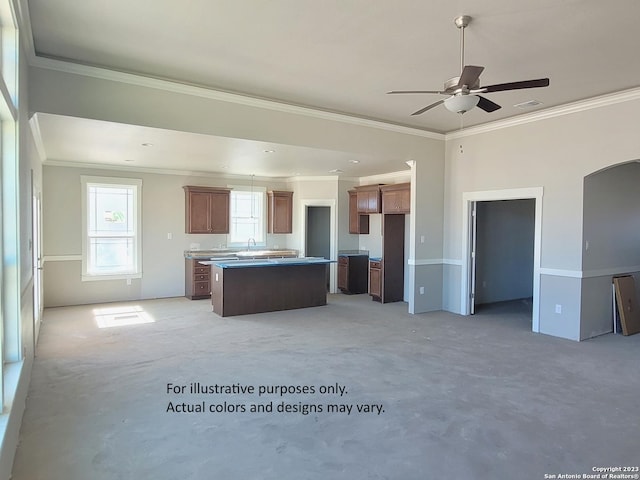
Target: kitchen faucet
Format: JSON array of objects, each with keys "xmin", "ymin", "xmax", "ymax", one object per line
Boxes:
[{"xmin": 247, "ymin": 238, "xmax": 256, "ymax": 250}]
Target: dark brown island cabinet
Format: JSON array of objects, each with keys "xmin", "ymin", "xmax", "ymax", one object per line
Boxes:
[
  {"xmin": 267, "ymin": 190, "xmax": 293, "ymax": 234},
  {"xmin": 185, "ymin": 258, "xmax": 211, "ymax": 299},
  {"xmin": 183, "ymin": 186, "xmax": 231, "ymax": 234},
  {"xmin": 338, "ymin": 254, "xmax": 369, "ymax": 294},
  {"xmin": 210, "ymin": 261, "xmax": 330, "ymax": 316}
]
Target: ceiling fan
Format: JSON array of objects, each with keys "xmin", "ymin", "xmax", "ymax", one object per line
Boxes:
[{"xmin": 388, "ymin": 15, "xmax": 550, "ymax": 116}]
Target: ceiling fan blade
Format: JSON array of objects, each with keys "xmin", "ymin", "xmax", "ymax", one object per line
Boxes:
[
  {"xmin": 387, "ymin": 90, "xmax": 444, "ymax": 95},
  {"xmin": 480, "ymin": 78, "xmax": 550, "ymax": 93},
  {"xmin": 458, "ymin": 65, "xmax": 484, "ymax": 88},
  {"xmin": 411, "ymin": 100, "xmax": 445, "ymax": 116},
  {"xmin": 476, "ymin": 95, "xmax": 501, "ymax": 113}
]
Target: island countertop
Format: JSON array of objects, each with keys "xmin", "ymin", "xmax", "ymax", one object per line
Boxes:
[{"xmin": 199, "ymin": 257, "xmax": 334, "ymax": 269}]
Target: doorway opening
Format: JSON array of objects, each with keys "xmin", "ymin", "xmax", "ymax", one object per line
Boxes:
[
  {"xmin": 472, "ymin": 199, "xmax": 535, "ymax": 326},
  {"xmin": 461, "ymin": 187, "xmax": 542, "ymax": 332},
  {"xmin": 302, "ymin": 201, "xmax": 336, "ymax": 293}
]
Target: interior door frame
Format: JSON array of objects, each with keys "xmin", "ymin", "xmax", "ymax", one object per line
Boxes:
[
  {"xmin": 460, "ymin": 187, "xmax": 543, "ymax": 332},
  {"xmin": 300, "ymin": 199, "xmax": 337, "ymax": 293}
]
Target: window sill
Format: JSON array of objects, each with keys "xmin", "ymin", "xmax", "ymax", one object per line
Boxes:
[{"xmin": 0, "ymin": 361, "xmax": 24, "ymax": 440}]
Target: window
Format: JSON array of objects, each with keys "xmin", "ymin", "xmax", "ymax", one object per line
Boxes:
[
  {"xmin": 229, "ymin": 186, "xmax": 266, "ymax": 246},
  {"xmin": 0, "ymin": 0, "xmax": 19, "ymax": 407},
  {"xmin": 81, "ymin": 176, "xmax": 142, "ymax": 280}
]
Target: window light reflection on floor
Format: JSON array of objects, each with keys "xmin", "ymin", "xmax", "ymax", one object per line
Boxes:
[{"xmin": 93, "ymin": 305, "xmax": 156, "ymax": 328}]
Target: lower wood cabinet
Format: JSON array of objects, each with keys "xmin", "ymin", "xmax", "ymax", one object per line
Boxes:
[
  {"xmin": 369, "ymin": 259, "xmax": 382, "ymax": 301},
  {"xmin": 338, "ymin": 255, "xmax": 369, "ymax": 294},
  {"xmin": 185, "ymin": 258, "xmax": 211, "ymax": 299}
]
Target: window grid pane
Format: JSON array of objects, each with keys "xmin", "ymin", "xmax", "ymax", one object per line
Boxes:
[
  {"xmin": 84, "ymin": 180, "xmax": 140, "ymax": 277},
  {"xmin": 230, "ymin": 190, "xmax": 264, "ymax": 244}
]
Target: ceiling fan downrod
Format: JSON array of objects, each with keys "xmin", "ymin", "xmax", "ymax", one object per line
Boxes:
[{"xmin": 454, "ymin": 15, "xmax": 472, "ymax": 75}]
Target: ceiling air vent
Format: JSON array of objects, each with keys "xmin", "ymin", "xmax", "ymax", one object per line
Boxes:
[{"xmin": 514, "ymin": 100, "xmax": 543, "ymax": 109}]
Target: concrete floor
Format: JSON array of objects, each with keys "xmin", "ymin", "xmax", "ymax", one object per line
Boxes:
[{"xmin": 12, "ymin": 294, "xmax": 640, "ymax": 479}]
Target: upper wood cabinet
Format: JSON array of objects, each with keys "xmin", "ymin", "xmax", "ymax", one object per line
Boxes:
[
  {"xmin": 381, "ymin": 183, "xmax": 410, "ymax": 214},
  {"xmin": 348, "ymin": 190, "xmax": 370, "ymax": 234},
  {"xmin": 184, "ymin": 186, "xmax": 230, "ymax": 234},
  {"xmin": 267, "ymin": 190, "xmax": 293, "ymax": 234},
  {"xmin": 354, "ymin": 184, "xmax": 382, "ymax": 213}
]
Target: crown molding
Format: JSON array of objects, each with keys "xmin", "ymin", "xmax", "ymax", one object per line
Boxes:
[
  {"xmin": 446, "ymin": 87, "xmax": 640, "ymax": 140},
  {"xmin": 42, "ymin": 159, "xmax": 290, "ymax": 182},
  {"xmin": 30, "ymin": 56, "xmax": 444, "ymax": 141},
  {"xmin": 358, "ymin": 169, "xmax": 411, "ymax": 185}
]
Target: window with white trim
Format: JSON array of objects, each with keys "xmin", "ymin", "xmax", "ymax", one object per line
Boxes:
[
  {"xmin": 81, "ymin": 176, "xmax": 142, "ymax": 280},
  {"xmin": 229, "ymin": 186, "xmax": 266, "ymax": 246}
]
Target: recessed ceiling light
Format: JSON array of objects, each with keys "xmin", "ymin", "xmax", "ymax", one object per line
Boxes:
[
  {"xmin": 263, "ymin": 149, "xmax": 275, "ymax": 153},
  {"xmin": 349, "ymin": 160, "xmax": 360, "ymax": 164},
  {"xmin": 124, "ymin": 159, "xmax": 134, "ymax": 162},
  {"xmin": 141, "ymin": 142, "xmax": 153, "ymax": 147},
  {"xmin": 329, "ymin": 169, "xmax": 343, "ymax": 173}
]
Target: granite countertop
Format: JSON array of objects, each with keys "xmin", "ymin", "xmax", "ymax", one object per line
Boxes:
[
  {"xmin": 185, "ymin": 249, "xmax": 298, "ymax": 259},
  {"xmin": 369, "ymin": 257, "xmax": 382, "ymax": 262},
  {"xmin": 199, "ymin": 257, "xmax": 335, "ymax": 269}
]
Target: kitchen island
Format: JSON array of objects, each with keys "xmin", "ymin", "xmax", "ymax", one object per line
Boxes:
[{"xmin": 200, "ymin": 257, "xmax": 334, "ymax": 317}]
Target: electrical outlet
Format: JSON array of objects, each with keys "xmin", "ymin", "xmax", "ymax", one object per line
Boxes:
[
  {"xmin": 420, "ymin": 235, "xmax": 425, "ymax": 244},
  {"xmin": 126, "ymin": 278, "xmax": 132, "ymax": 286},
  {"xmin": 419, "ymin": 286, "xmax": 425, "ymax": 295},
  {"xmin": 555, "ymin": 304, "xmax": 562, "ymax": 314},
  {"xmin": 167, "ymin": 232, "xmax": 173, "ymax": 240}
]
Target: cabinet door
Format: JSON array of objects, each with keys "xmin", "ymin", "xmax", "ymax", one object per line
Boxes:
[
  {"xmin": 184, "ymin": 186, "xmax": 230, "ymax": 234},
  {"xmin": 369, "ymin": 265, "xmax": 382, "ymax": 297},
  {"xmin": 268, "ymin": 191, "xmax": 293, "ymax": 233},
  {"xmin": 210, "ymin": 192, "xmax": 230, "ymax": 234},
  {"xmin": 338, "ymin": 262, "xmax": 348, "ymax": 290},
  {"xmin": 367, "ymin": 190, "xmax": 380, "ymax": 213},
  {"xmin": 349, "ymin": 191, "xmax": 369, "ymax": 234},
  {"xmin": 187, "ymin": 191, "xmax": 212, "ymax": 233},
  {"xmin": 381, "ymin": 184, "xmax": 410, "ymax": 214},
  {"xmin": 356, "ymin": 190, "xmax": 370, "ymax": 213}
]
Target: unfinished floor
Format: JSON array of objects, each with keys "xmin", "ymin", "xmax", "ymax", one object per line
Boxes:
[{"xmin": 12, "ymin": 294, "xmax": 640, "ymax": 479}]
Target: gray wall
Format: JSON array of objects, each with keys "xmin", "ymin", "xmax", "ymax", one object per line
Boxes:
[
  {"xmin": 42, "ymin": 165, "xmax": 289, "ymax": 306},
  {"xmin": 580, "ymin": 161, "xmax": 640, "ymax": 339},
  {"xmin": 582, "ymin": 162, "xmax": 640, "ymax": 271},
  {"xmin": 475, "ymin": 199, "xmax": 535, "ymax": 305},
  {"xmin": 443, "ymin": 96, "xmax": 640, "ymax": 340}
]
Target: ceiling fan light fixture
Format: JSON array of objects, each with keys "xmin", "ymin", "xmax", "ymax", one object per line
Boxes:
[{"xmin": 444, "ymin": 95, "xmax": 479, "ymax": 114}]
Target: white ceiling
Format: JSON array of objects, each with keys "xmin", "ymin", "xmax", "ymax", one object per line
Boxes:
[{"xmin": 25, "ymin": 0, "xmax": 640, "ymax": 178}]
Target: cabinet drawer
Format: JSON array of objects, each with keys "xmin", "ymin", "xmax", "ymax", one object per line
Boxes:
[
  {"xmin": 369, "ymin": 260, "xmax": 382, "ymax": 269},
  {"xmin": 194, "ymin": 266, "xmax": 209, "ymax": 274},
  {"xmin": 194, "ymin": 273, "xmax": 209, "ymax": 281},
  {"xmin": 194, "ymin": 281, "xmax": 210, "ymax": 293}
]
